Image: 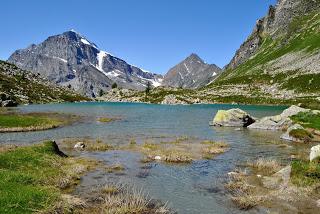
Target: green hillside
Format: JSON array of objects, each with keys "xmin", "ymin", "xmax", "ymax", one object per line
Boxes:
[{"xmin": 0, "ymin": 60, "xmax": 90, "ymax": 105}]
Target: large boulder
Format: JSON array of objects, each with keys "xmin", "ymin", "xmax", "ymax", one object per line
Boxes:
[
  {"xmin": 211, "ymin": 108, "xmax": 255, "ymax": 127},
  {"xmin": 248, "ymin": 105, "xmax": 309, "ymax": 130},
  {"xmin": 161, "ymin": 94, "xmax": 188, "ymax": 105},
  {"xmin": 310, "ymin": 145, "xmax": 320, "ymax": 162}
]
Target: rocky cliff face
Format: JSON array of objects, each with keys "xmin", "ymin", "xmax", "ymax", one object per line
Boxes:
[
  {"xmin": 212, "ymin": 0, "xmax": 320, "ymax": 100},
  {"xmin": 226, "ymin": 0, "xmax": 320, "ymax": 70},
  {"xmin": 162, "ymin": 54, "xmax": 221, "ymax": 89},
  {"xmin": 8, "ymin": 30, "xmax": 163, "ymax": 97}
]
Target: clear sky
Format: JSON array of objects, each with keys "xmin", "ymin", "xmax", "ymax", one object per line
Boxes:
[{"xmin": 1, "ymin": 0, "xmax": 276, "ymax": 74}]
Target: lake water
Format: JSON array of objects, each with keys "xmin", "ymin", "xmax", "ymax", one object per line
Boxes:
[{"xmin": 0, "ymin": 102, "xmax": 294, "ymax": 213}]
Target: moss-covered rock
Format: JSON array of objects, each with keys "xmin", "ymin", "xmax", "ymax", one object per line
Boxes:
[{"xmin": 211, "ymin": 108, "xmax": 255, "ymax": 127}]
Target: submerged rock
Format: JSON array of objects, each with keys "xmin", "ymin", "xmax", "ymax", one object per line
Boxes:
[
  {"xmin": 211, "ymin": 108, "xmax": 255, "ymax": 127},
  {"xmin": 310, "ymin": 145, "xmax": 320, "ymax": 162},
  {"xmin": 248, "ymin": 105, "xmax": 308, "ymax": 130}
]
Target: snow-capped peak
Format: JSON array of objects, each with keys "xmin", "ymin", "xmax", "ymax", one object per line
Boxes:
[{"xmin": 80, "ymin": 38, "xmax": 91, "ymax": 45}]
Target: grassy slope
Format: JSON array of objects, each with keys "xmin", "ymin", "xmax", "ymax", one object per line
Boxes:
[
  {"xmin": 0, "ymin": 60, "xmax": 90, "ymax": 104},
  {"xmin": 212, "ymin": 12, "xmax": 320, "ymax": 92},
  {"xmin": 0, "ymin": 141, "xmax": 95, "ymax": 214},
  {"xmin": 291, "ymin": 111, "xmax": 320, "ymax": 130},
  {"xmin": 0, "ymin": 142, "xmax": 62, "ymax": 213},
  {"xmin": 119, "ymin": 13, "xmax": 320, "ymax": 106}
]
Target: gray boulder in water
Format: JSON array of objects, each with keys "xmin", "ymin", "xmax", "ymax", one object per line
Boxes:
[{"xmin": 211, "ymin": 108, "xmax": 255, "ymax": 127}]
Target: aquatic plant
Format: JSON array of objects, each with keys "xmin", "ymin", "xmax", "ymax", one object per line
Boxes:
[
  {"xmin": 62, "ymin": 138, "xmax": 114, "ymax": 151},
  {"xmin": 97, "ymin": 117, "xmax": 114, "ymax": 123},
  {"xmin": 247, "ymin": 158, "xmax": 282, "ymax": 175},
  {"xmin": 86, "ymin": 183, "xmax": 171, "ymax": 214}
]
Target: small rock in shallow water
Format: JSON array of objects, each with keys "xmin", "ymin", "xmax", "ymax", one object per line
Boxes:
[
  {"xmin": 74, "ymin": 142, "xmax": 86, "ymax": 149},
  {"xmin": 316, "ymin": 199, "xmax": 320, "ymax": 208},
  {"xmin": 154, "ymin": 156, "xmax": 162, "ymax": 160}
]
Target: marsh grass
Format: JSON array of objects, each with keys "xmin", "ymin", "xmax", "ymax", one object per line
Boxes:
[
  {"xmin": 0, "ymin": 141, "xmax": 96, "ymax": 214},
  {"xmin": 62, "ymin": 138, "xmax": 114, "ymax": 151},
  {"xmin": 85, "ymin": 183, "xmax": 171, "ymax": 214},
  {"xmin": 201, "ymin": 141, "xmax": 229, "ymax": 159},
  {"xmin": 127, "ymin": 138, "xmax": 229, "ymax": 164},
  {"xmin": 231, "ymin": 194, "xmax": 265, "ymax": 210},
  {"xmin": 225, "ymin": 169, "xmax": 265, "ymax": 210},
  {"xmin": 247, "ymin": 158, "xmax": 282, "ymax": 175},
  {"xmin": 0, "ymin": 112, "xmax": 77, "ymax": 132},
  {"xmin": 106, "ymin": 164, "xmax": 125, "ymax": 173},
  {"xmin": 97, "ymin": 117, "xmax": 114, "ymax": 123},
  {"xmin": 289, "ymin": 129, "xmax": 313, "ymax": 142}
]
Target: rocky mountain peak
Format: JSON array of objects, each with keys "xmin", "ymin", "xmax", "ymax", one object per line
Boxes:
[
  {"xmin": 162, "ymin": 54, "xmax": 221, "ymax": 89},
  {"xmin": 186, "ymin": 53, "xmax": 203, "ymax": 62},
  {"xmin": 8, "ymin": 30, "xmax": 163, "ymax": 97}
]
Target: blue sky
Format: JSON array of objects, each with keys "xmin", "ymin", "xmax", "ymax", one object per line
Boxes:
[{"xmin": 1, "ymin": 0, "xmax": 276, "ymax": 74}]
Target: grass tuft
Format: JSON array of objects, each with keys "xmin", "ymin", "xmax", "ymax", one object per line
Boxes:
[{"xmin": 247, "ymin": 158, "xmax": 281, "ymax": 175}]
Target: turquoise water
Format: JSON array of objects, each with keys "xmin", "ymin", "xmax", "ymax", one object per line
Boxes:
[{"xmin": 0, "ymin": 102, "xmax": 292, "ymax": 213}]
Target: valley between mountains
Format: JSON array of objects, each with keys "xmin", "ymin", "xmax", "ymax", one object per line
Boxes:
[
  {"xmin": 2, "ymin": 0, "xmax": 319, "ymax": 108},
  {"xmin": 1, "ymin": 0, "xmax": 320, "ymax": 213}
]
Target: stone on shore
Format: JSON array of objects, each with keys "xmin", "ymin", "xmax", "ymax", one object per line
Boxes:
[
  {"xmin": 211, "ymin": 108, "xmax": 255, "ymax": 127},
  {"xmin": 161, "ymin": 94, "xmax": 188, "ymax": 105},
  {"xmin": 248, "ymin": 105, "xmax": 309, "ymax": 130},
  {"xmin": 280, "ymin": 124, "xmax": 305, "ymax": 142},
  {"xmin": 310, "ymin": 145, "xmax": 320, "ymax": 162}
]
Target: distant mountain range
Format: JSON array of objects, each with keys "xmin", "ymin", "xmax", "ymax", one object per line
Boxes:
[
  {"xmin": 8, "ymin": 30, "xmax": 163, "ymax": 97},
  {"xmin": 8, "ymin": 31, "xmax": 223, "ymax": 97},
  {"xmin": 6, "ymin": 0, "xmax": 320, "ymax": 104},
  {"xmin": 162, "ymin": 53, "xmax": 221, "ymax": 89}
]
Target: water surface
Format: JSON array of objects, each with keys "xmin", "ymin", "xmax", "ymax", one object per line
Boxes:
[{"xmin": 0, "ymin": 102, "xmax": 292, "ymax": 213}]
